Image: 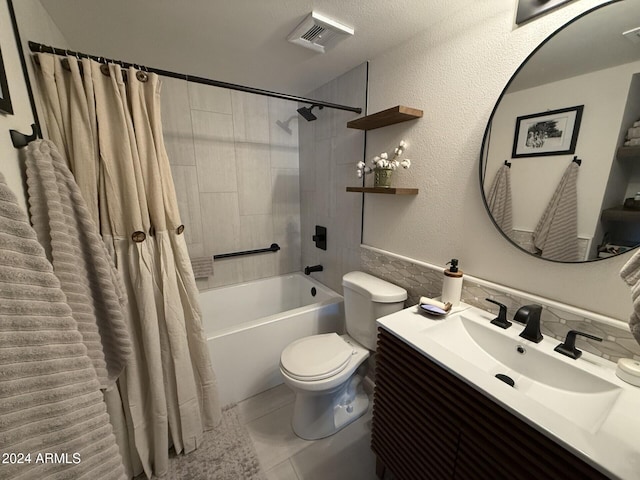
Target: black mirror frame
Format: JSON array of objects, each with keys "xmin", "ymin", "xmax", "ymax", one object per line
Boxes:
[{"xmin": 479, "ymin": 0, "xmax": 629, "ymax": 264}]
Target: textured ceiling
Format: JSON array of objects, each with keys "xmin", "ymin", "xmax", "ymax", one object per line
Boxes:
[{"xmin": 38, "ymin": 0, "xmax": 471, "ymax": 96}]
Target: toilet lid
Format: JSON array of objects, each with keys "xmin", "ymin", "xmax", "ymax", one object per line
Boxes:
[{"xmin": 280, "ymin": 333, "xmax": 354, "ymax": 381}]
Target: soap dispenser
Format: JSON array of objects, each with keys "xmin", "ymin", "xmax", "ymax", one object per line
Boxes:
[{"xmin": 442, "ymin": 259, "xmax": 463, "ymax": 307}]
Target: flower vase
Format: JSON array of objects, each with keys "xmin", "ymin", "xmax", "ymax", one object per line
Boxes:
[{"xmin": 374, "ymin": 168, "xmax": 393, "ymax": 188}]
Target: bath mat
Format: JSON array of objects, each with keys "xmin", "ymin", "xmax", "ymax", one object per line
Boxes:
[{"xmin": 138, "ymin": 405, "xmax": 265, "ymax": 479}]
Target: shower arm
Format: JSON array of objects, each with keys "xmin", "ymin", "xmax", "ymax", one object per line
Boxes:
[{"xmin": 27, "ymin": 41, "xmax": 363, "ymax": 115}]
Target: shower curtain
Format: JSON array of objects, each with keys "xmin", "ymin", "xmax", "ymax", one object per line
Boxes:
[{"xmin": 34, "ymin": 53, "xmax": 221, "ymax": 478}]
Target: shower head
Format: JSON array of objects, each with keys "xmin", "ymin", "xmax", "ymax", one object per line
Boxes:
[
  {"xmin": 276, "ymin": 115, "xmax": 298, "ymax": 134},
  {"xmin": 297, "ymin": 104, "xmax": 324, "ymax": 121},
  {"xmin": 276, "ymin": 120, "xmax": 292, "ymax": 134}
]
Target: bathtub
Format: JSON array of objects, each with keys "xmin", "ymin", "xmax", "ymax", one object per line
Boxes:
[{"xmin": 201, "ymin": 273, "xmax": 344, "ymax": 406}]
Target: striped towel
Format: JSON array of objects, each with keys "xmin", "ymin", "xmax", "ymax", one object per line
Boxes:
[
  {"xmin": 0, "ymin": 173, "xmax": 126, "ymax": 480},
  {"xmin": 532, "ymin": 161, "xmax": 580, "ymax": 262},
  {"xmin": 486, "ymin": 164, "xmax": 513, "ymax": 237},
  {"xmin": 191, "ymin": 256, "xmax": 214, "ymax": 279},
  {"xmin": 620, "ymin": 249, "xmax": 640, "ymax": 346},
  {"xmin": 24, "ymin": 139, "xmax": 131, "ymax": 388}
]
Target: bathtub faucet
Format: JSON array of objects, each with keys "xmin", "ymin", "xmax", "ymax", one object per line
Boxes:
[{"xmin": 304, "ymin": 265, "xmax": 323, "ymax": 275}]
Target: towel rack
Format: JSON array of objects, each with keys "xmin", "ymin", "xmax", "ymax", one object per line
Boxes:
[
  {"xmin": 10, "ymin": 123, "xmax": 40, "ymax": 148},
  {"xmin": 213, "ymin": 243, "xmax": 280, "ymax": 260}
]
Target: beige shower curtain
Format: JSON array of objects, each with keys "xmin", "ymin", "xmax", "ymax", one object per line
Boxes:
[{"xmin": 34, "ymin": 53, "xmax": 221, "ymax": 478}]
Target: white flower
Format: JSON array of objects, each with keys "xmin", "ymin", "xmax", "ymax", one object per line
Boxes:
[{"xmin": 358, "ymin": 141, "xmax": 411, "ymax": 178}]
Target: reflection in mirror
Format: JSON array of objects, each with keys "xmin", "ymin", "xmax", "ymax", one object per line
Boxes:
[{"xmin": 481, "ymin": 1, "xmax": 640, "ymax": 262}]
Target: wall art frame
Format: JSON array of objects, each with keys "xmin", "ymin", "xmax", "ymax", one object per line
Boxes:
[
  {"xmin": 512, "ymin": 105, "xmax": 583, "ymax": 158},
  {"xmin": 0, "ymin": 46, "xmax": 13, "ymax": 115}
]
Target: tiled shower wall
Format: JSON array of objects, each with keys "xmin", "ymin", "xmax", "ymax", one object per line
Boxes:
[
  {"xmin": 160, "ymin": 77, "xmax": 301, "ymax": 289},
  {"xmin": 362, "ymin": 246, "xmax": 640, "ymax": 363},
  {"xmin": 299, "ymin": 63, "xmax": 368, "ymax": 293}
]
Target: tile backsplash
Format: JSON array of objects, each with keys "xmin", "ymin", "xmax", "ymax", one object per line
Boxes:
[{"xmin": 362, "ymin": 246, "xmax": 640, "ymax": 363}]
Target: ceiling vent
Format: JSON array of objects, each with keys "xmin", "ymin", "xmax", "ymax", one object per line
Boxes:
[{"xmin": 287, "ymin": 12, "xmax": 354, "ymax": 53}]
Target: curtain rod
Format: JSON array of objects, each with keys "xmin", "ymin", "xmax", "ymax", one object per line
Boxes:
[{"xmin": 28, "ymin": 41, "xmax": 363, "ymax": 115}]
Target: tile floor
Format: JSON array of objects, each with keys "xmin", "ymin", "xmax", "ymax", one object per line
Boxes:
[{"xmin": 238, "ymin": 384, "xmax": 378, "ymax": 480}]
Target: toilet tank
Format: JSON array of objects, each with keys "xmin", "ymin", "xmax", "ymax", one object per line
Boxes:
[{"xmin": 342, "ymin": 271, "xmax": 407, "ymax": 350}]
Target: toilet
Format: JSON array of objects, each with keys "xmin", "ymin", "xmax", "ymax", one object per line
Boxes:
[{"xmin": 279, "ymin": 271, "xmax": 407, "ymax": 440}]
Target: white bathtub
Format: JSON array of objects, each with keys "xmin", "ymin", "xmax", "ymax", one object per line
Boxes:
[{"xmin": 201, "ymin": 273, "xmax": 344, "ymax": 406}]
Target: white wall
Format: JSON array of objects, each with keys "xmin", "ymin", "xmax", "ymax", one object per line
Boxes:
[
  {"xmin": 364, "ymin": 0, "xmax": 634, "ymax": 321},
  {"xmin": 486, "ymin": 60, "xmax": 640, "ymax": 240},
  {"xmin": 0, "ymin": 0, "xmax": 69, "ymax": 213},
  {"xmin": 0, "ymin": 3, "xmax": 35, "ymax": 211}
]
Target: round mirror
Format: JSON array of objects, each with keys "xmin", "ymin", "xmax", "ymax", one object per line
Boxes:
[{"xmin": 480, "ymin": 0, "xmax": 640, "ymax": 263}]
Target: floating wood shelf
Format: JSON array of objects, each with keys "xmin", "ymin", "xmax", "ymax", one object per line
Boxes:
[
  {"xmin": 346, "ymin": 187, "xmax": 419, "ymax": 195},
  {"xmin": 347, "ymin": 105, "xmax": 423, "ymax": 131},
  {"xmin": 617, "ymin": 145, "xmax": 640, "ymax": 160},
  {"xmin": 601, "ymin": 206, "xmax": 640, "ymax": 223}
]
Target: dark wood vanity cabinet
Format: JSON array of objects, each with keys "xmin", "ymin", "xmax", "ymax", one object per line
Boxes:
[{"xmin": 371, "ymin": 327, "xmax": 610, "ymax": 480}]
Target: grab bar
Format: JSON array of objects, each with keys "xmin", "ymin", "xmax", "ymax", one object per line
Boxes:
[{"xmin": 213, "ymin": 243, "xmax": 280, "ymax": 260}]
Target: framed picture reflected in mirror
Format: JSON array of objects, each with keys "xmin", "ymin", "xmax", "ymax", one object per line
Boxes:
[{"xmin": 512, "ymin": 105, "xmax": 583, "ymax": 158}]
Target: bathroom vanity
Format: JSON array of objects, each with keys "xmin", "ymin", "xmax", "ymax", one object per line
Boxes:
[{"xmin": 372, "ymin": 305, "xmax": 640, "ymax": 479}]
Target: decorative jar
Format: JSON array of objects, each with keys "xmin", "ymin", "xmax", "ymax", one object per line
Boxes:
[{"xmin": 374, "ymin": 168, "xmax": 393, "ymax": 188}]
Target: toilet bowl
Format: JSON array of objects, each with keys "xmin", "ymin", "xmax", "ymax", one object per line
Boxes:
[
  {"xmin": 280, "ymin": 333, "xmax": 370, "ymax": 440},
  {"xmin": 280, "ymin": 271, "xmax": 407, "ymax": 440}
]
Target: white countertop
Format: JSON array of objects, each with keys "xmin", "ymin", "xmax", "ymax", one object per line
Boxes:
[{"xmin": 377, "ymin": 303, "xmax": 640, "ymax": 480}]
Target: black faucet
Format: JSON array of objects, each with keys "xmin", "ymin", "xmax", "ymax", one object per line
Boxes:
[
  {"xmin": 554, "ymin": 330, "xmax": 603, "ymax": 360},
  {"xmin": 514, "ymin": 304, "xmax": 543, "ymax": 343},
  {"xmin": 304, "ymin": 265, "xmax": 323, "ymax": 275},
  {"xmin": 486, "ymin": 298, "xmax": 511, "ymax": 329}
]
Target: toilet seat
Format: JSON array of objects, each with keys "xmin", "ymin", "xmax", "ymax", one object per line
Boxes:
[{"xmin": 280, "ymin": 333, "xmax": 354, "ymax": 382}]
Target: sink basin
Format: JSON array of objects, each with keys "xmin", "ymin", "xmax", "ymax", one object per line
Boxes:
[{"xmin": 424, "ymin": 313, "xmax": 622, "ymax": 433}]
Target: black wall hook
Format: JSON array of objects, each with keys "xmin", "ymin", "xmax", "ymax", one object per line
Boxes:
[
  {"xmin": 572, "ymin": 156, "xmax": 582, "ymax": 166},
  {"xmin": 504, "ymin": 160, "xmax": 512, "ymax": 168},
  {"xmin": 10, "ymin": 123, "xmax": 40, "ymax": 148}
]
